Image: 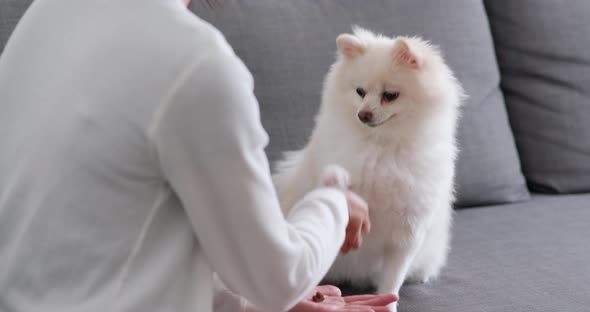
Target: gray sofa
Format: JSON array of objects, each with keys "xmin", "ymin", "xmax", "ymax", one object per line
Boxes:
[{"xmin": 2, "ymin": 1, "xmax": 589, "ymax": 311}]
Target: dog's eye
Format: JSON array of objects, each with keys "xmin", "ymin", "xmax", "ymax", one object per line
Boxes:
[
  {"xmin": 382, "ymin": 91, "xmax": 400, "ymax": 103},
  {"xmin": 356, "ymin": 87, "xmax": 366, "ymax": 98}
]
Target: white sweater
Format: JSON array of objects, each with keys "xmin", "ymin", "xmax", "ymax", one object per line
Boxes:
[{"xmin": 0, "ymin": 1, "xmax": 348, "ymax": 311}]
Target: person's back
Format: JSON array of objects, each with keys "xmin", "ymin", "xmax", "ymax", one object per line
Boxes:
[
  {"xmin": 0, "ymin": 1, "xmax": 361, "ymax": 311},
  {"xmin": 0, "ymin": 1, "xmax": 242, "ymax": 310}
]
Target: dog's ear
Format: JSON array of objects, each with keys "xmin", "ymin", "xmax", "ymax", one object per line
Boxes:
[
  {"xmin": 393, "ymin": 37, "xmax": 421, "ymax": 68},
  {"xmin": 336, "ymin": 34, "xmax": 366, "ymax": 59}
]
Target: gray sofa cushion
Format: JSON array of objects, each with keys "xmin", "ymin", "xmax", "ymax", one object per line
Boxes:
[
  {"xmin": 402, "ymin": 194, "xmax": 590, "ymax": 311},
  {"xmin": 190, "ymin": 0, "xmax": 529, "ymax": 207},
  {"xmin": 485, "ymin": 1, "xmax": 590, "ymax": 194},
  {"xmin": 343, "ymin": 194, "xmax": 590, "ymax": 311},
  {"xmin": 0, "ymin": 0, "xmax": 32, "ymax": 55}
]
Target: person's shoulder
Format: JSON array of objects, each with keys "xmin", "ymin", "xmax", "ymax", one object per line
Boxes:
[
  {"xmin": 174, "ymin": 13, "xmax": 253, "ymax": 88},
  {"xmin": 167, "ymin": 9, "xmax": 234, "ymax": 59}
]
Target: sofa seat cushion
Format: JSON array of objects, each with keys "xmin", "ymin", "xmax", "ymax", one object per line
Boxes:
[{"xmin": 342, "ymin": 194, "xmax": 590, "ymax": 311}]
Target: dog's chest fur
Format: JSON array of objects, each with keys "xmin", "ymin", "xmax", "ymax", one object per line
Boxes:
[{"xmin": 316, "ymin": 139, "xmax": 444, "ymax": 248}]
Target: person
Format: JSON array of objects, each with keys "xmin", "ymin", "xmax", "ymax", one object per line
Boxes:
[{"xmin": 0, "ymin": 0, "xmax": 397, "ymax": 311}]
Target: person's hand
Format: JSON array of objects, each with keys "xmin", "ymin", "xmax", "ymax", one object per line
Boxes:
[
  {"xmin": 319, "ymin": 165, "xmax": 370, "ymax": 254},
  {"xmin": 289, "ymin": 285, "xmax": 397, "ymax": 312},
  {"xmin": 339, "ymin": 190, "xmax": 369, "ymax": 253}
]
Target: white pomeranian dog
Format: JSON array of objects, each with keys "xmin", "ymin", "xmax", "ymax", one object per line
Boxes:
[{"xmin": 273, "ymin": 27, "xmax": 465, "ymax": 310}]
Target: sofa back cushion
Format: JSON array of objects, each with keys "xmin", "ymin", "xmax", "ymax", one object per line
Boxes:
[
  {"xmin": 0, "ymin": 1, "xmax": 33, "ymax": 55},
  {"xmin": 191, "ymin": 0, "xmax": 529, "ymax": 207},
  {"xmin": 485, "ymin": 0, "xmax": 590, "ymax": 194}
]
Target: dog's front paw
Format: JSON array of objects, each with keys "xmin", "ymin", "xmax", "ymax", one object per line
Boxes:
[{"xmin": 319, "ymin": 164, "xmax": 350, "ymax": 189}]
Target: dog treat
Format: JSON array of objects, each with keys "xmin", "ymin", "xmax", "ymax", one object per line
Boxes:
[{"xmin": 312, "ymin": 291, "xmax": 325, "ymax": 303}]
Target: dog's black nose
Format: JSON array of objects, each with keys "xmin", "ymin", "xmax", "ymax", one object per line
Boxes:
[{"xmin": 358, "ymin": 111, "xmax": 373, "ymax": 123}]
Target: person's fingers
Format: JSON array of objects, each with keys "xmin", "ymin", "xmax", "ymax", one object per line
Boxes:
[
  {"xmin": 341, "ymin": 241, "xmax": 350, "ymax": 253},
  {"xmin": 344, "ymin": 236, "xmax": 357, "ymax": 251},
  {"xmin": 323, "ymin": 296, "xmax": 345, "ymax": 304},
  {"xmin": 289, "ymin": 301, "xmax": 328, "ymax": 312},
  {"xmin": 342, "ymin": 220, "xmax": 358, "ymax": 253},
  {"xmin": 337, "ymin": 307, "xmax": 374, "ymax": 312},
  {"xmin": 341, "ymin": 306, "xmax": 389, "ymax": 312},
  {"xmin": 351, "ymin": 237, "xmax": 360, "ymax": 250},
  {"xmin": 343, "ymin": 295, "xmax": 378, "ymax": 303},
  {"xmin": 347, "ymin": 217, "xmax": 361, "ymax": 239},
  {"xmin": 316, "ymin": 285, "xmax": 342, "ymax": 297},
  {"xmin": 361, "ymin": 217, "xmax": 371, "ymax": 235},
  {"xmin": 349, "ymin": 193, "xmax": 369, "ymax": 240},
  {"xmin": 342, "ymin": 294, "xmax": 398, "ymax": 304},
  {"xmin": 345, "ymin": 218, "xmax": 359, "ymax": 239},
  {"xmin": 343, "ymin": 294, "xmax": 397, "ymax": 304},
  {"xmin": 370, "ymin": 306, "xmax": 394, "ymax": 312},
  {"xmin": 321, "ymin": 299, "xmax": 347, "ymax": 309},
  {"xmin": 349, "ymin": 233, "xmax": 359, "ymax": 250},
  {"xmin": 352, "ymin": 224, "xmax": 363, "ymax": 249},
  {"xmin": 342, "ymin": 190, "xmax": 369, "ymax": 254}
]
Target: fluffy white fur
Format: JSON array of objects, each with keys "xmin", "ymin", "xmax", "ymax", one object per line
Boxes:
[{"xmin": 273, "ymin": 27, "xmax": 465, "ymax": 311}]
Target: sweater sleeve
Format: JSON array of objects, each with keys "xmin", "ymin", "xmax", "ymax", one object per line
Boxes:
[{"xmin": 149, "ymin": 40, "xmax": 348, "ymax": 312}]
